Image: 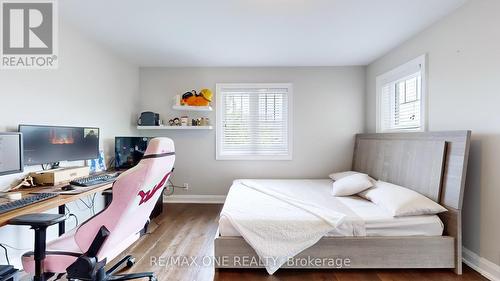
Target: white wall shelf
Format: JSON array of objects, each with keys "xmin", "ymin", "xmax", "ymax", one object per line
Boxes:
[
  {"xmin": 172, "ymin": 105, "xmax": 213, "ymax": 112},
  {"xmin": 137, "ymin": 126, "xmax": 213, "ymax": 130}
]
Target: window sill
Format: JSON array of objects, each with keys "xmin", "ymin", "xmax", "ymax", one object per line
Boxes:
[
  {"xmin": 378, "ymin": 127, "xmax": 425, "ymax": 133},
  {"xmin": 216, "ymin": 155, "xmax": 292, "ymax": 161}
]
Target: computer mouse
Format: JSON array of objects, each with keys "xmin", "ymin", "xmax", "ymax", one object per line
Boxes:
[{"xmin": 61, "ymin": 185, "xmax": 76, "ymax": 191}]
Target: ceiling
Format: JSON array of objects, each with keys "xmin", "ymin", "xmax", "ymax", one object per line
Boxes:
[{"xmin": 60, "ymin": 0, "xmax": 466, "ymax": 67}]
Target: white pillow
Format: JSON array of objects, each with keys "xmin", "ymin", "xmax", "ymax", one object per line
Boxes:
[
  {"xmin": 359, "ymin": 180, "xmax": 447, "ymax": 217},
  {"xmin": 331, "ymin": 173, "xmax": 374, "ymax": 196},
  {"xmin": 329, "ymin": 171, "xmax": 365, "ymax": 181}
]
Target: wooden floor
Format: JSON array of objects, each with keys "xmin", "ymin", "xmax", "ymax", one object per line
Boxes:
[{"xmin": 109, "ymin": 203, "xmax": 487, "ymax": 281}]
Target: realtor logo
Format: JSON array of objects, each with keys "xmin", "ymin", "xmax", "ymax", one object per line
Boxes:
[{"xmin": 1, "ymin": 0, "xmax": 58, "ymax": 69}]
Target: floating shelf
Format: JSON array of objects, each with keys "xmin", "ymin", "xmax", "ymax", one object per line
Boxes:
[
  {"xmin": 172, "ymin": 105, "xmax": 213, "ymax": 112},
  {"xmin": 137, "ymin": 126, "xmax": 213, "ymax": 130}
]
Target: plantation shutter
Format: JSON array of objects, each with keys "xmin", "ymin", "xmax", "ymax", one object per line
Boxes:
[
  {"xmin": 217, "ymin": 84, "xmax": 291, "ymax": 160},
  {"xmin": 380, "ymin": 65, "xmax": 423, "ymax": 132}
]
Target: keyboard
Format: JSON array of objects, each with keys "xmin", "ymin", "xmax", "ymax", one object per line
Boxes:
[
  {"xmin": 69, "ymin": 173, "xmax": 119, "ymax": 187},
  {"xmin": 0, "ymin": 193, "xmax": 58, "ymax": 215}
]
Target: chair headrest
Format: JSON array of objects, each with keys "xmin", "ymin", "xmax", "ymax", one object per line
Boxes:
[{"xmin": 144, "ymin": 137, "xmax": 175, "ymax": 157}]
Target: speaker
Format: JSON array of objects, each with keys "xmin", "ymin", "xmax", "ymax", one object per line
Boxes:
[{"xmin": 138, "ymin": 112, "xmax": 160, "ymax": 126}]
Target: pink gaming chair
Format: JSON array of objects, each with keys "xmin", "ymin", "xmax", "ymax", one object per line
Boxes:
[{"xmin": 9, "ymin": 138, "xmax": 175, "ymax": 281}]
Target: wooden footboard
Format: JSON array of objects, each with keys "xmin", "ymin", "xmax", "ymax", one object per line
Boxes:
[{"xmin": 214, "ymin": 234, "xmax": 455, "ymax": 270}]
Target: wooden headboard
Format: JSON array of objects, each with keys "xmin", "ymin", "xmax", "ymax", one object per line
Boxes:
[
  {"xmin": 352, "ymin": 131, "xmax": 471, "ymax": 210},
  {"xmin": 352, "ymin": 131, "xmax": 471, "ymax": 274}
]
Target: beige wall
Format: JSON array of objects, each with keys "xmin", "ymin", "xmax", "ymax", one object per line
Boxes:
[
  {"xmin": 139, "ymin": 67, "xmax": 366, "ymax": 197},
  {"xmin": 365, "ymin": 0, "xmax": 500, "ymax": 267},
  {"xmin": 0, "ymin": 21, "xmax": 139, "ymax": 267}
]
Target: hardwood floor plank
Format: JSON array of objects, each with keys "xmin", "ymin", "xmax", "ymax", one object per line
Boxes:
[
  {"xmin": 105, "ymin": 203, "xmax": 487, "ymax": 281},
  {"xmin": 333, "ymin": 270, "xmax": 381, "ymax": 281}
]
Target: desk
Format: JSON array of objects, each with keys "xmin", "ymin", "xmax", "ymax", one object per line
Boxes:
[{"xmin": 0, "ymin": 183, "xmax": 112, "ymax": 235}]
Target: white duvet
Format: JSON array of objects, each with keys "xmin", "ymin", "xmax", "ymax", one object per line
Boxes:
[{"xmin": 220, "ymin": 179, "xmax": 365, "ymax": 274}]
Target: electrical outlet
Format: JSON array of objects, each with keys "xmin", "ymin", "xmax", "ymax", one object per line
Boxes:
[{"xmin": 183, "ymin": 183, "xmax": 189, "ymax": 190}]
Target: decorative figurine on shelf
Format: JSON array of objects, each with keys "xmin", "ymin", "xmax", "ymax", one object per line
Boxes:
[
  {"xmin": 200, "ymin": 117, "xmax": 210, "ymax": 126},
  {"xmin": 181, "ymin": 116, "xmax": 189, "ymax": 126},
  {"xmin": 187, "ymin": 117, "xmax": 210, "ymax": 126},
  {"xmin": 181, "ymin": 88, "xmax": 213, "ymax": 106}
]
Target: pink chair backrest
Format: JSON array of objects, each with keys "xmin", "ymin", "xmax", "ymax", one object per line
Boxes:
[{"xmin": 74, "ymin": 137, "xmax": 175, "ymax": 259}]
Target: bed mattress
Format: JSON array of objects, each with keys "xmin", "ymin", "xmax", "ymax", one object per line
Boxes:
[{"xmin": 219, "ymin": 179, "xmax": 444, "ymax": 237}]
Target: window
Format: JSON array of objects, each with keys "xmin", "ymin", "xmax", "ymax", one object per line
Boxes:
[
  {"xmin": 216, "ymin": 83, "xmax": 292, "ymax": 160},
  {"xmin": 376, "ymin": 55, "xmax": 427, "ymax": 132}
]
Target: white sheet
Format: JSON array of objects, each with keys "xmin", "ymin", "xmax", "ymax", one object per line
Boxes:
[
  {"xmin": 219, "ymin": 179, "xmax": 444, "ymax": 238},
  {"xmin": 220, "ymin": 179, "xmax": 365, "ymax": 274}
]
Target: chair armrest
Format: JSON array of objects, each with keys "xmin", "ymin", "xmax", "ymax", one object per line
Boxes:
[
  {"xmin": 8, "ymin": 213, "xmax": 68, "ymax": 228},
  {"xmin": 66, "ymin": 226, "xmax": 109, "ymax": 280},
  {"xmin": 86, "ymin": 226, "xmax": 110, "ymax": 257}
]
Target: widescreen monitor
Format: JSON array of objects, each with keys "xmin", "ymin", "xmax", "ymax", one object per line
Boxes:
[{"xmin": 19, "ymin": 125, "xmax": 99, "ymax": 166}]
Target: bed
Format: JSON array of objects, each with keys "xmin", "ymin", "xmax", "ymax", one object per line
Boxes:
[
  {"xmin": 219, "ymin": 179, "xmax": 445, "ymax": 237},
  {"xmin": 214, "ymin": 131, "xmax": 471, "ymax": 274}
]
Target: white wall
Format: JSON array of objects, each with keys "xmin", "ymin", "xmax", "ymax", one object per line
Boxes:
[
  {"xmin": 0, "ymin": 21, "xmax": 139, "ymax": 267},
  {"xmin": 139, "ymin": 67, "xmax": 365, "ymax": 197},
  {"xmin": 365, "ymin": 0, "xmax": 500, "ymax": 270}
]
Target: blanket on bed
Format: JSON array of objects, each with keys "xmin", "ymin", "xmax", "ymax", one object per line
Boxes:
[{"xmin": 220, "ymin": 179, "xmax": 365, "ymax": 274}]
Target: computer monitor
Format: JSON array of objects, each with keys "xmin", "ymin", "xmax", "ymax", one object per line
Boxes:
[
  {"xmin": 0, "ymin": 133, "xmax": 23, "ymax": 176},
  {"xmin": 19, "ymin": 125, "xmax": 99, "ymax": 166},
  {"xmin": 115, "ymin": 137, "xmax": 151, "ymax": 170}
]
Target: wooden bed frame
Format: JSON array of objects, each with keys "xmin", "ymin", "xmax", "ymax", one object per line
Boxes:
[{"xmin": 214, "ymin": 131, "xmax": 471, "ymax": 274}]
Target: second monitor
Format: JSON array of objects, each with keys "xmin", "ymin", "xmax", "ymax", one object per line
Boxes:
[
  {"xmin": 0, "ymin": 133, "xmax": 23, "ymax": 176},
  {"xmin": 115, "ymin": 137, "xmax": 151, "ymax": 170}
]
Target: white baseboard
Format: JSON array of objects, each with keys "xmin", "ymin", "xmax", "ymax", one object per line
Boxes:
[
  {"xmin": 463, "ymin": 247, "xmax": 500, "ymax": 281},
  {"xmin": 164, "ymin": 195, "xmax": 226, "ymax": 204}
]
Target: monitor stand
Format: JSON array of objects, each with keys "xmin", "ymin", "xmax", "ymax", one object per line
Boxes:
[{"xmin": 30, "ymin": 166, "xmax": 90, "ymax": 186}]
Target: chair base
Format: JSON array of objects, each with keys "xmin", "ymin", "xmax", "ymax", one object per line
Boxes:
[
  {"xmin": 67, "ymin": 255, "xmax": 156, "ymax": 281},
  {"xmin": 106, "ymin": 272, "xmax": 156, "ymax": 281},
  {"xmin": 104, "ymin": 255, "xmax": 156, "ymax": 281}
]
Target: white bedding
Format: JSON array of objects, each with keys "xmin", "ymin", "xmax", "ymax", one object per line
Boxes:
[
  {"xmin": 219, "ymin": 179, "xmax": 444, "ymax": 238},
  {"xmin": 220, "ymin": 179, "xmax": 365, "ymax": 274}
]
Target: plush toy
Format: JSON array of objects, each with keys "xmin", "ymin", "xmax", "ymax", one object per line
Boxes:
[
  {"xmin": 199, "ymin": 89, "xmax": 213, "ymax": 105},
  {"xmin": 181, "ymin": 89, "xmax": 213, "ymax": 106},
  {"xmin": 181, "ymin": 90, "xmax": 196, "ymax": 105}
]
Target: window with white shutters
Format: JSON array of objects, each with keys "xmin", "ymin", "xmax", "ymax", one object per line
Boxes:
[
  {"xmin": 216, "ymin": 83, "xmax": 292, "ymax": 160},
  {"xmin": 376, "ymin": 55, "xmax": 427, "ymax": 132}
]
